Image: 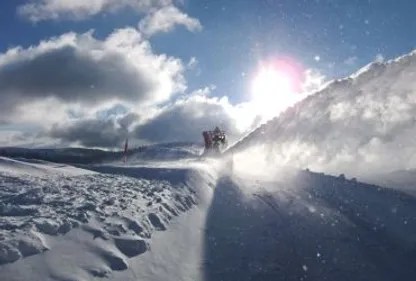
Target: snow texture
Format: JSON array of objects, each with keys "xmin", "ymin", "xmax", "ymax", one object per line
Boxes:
[
  {"xmin": 0, "ymin": 155, "xmax": 205, "ymax": 279},
  {"xmin": 1, "ymin": 151, "xmax": 416, "ymax": 281},
  {"xmin": 202, "ymin": 170, "xmax": 416, "ymax": 281},
  {"xmin": 227, "ymin": 50, "xmax": 416, "ymax": 178}
]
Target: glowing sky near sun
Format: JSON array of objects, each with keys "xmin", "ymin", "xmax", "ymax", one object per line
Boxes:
[{"xmin": 250, "ymin": 57, "xmax": 307, "ymax": 120}]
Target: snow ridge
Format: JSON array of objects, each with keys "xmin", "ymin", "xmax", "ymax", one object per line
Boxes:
[
  {"xmin": 0, "ymin": 157, "xmax": 210, "ymax": 275},
  {"xmin": 227, "ymin": 49, "xmax": 416, "ymax": 177}
]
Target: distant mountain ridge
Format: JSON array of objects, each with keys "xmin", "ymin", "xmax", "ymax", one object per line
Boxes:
[{"xmin": 0, "ymin": 142, "xmax": 203, "ymax": 164}]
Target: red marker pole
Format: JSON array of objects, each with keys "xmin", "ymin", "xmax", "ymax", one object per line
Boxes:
[{"xmin": 123, "ymin": 139, "xmax": 128, "ymax": 164}]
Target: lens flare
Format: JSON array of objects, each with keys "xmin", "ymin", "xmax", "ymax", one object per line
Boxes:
[{"xmin": 250, "ymin": 57, "xmax": 305, "ymax": 120}]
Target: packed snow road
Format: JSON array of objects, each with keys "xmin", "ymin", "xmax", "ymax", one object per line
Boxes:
[
  {"xmin": 1, "ymin": 156, "xmax": 416, "ymax": 281},
  {"xmin": 204, "ymin": 172, "xmax": 416, "ymax": 281}
]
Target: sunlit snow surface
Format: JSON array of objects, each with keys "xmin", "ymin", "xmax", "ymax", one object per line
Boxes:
[
  {"xmin": 0, "ymin": 155, "xmax": 216, "ymax": 280},
  {"xmin": 227, "ymin": 51, "xmax": 416, "ymax": 179},
  {"xmin": 1, "ymin": 151, "xmax": 416, "ymax": 281}
]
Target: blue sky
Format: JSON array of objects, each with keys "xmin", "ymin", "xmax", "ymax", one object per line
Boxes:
[
  {"xmin": 0, "ymin": 0, "xmax": 415, "ymax": 148},
  {"xmin": 2, "ymin": 0, "xmax": 415, "ymax": 102}
]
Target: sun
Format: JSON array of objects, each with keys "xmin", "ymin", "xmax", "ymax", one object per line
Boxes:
[
  {"xmin": 252, "ymin": 66, "xmax": 293, "ymax": 100},
  {"xmin": 250, "ymin": 58, "xmax": 304, "ymax": 120}
]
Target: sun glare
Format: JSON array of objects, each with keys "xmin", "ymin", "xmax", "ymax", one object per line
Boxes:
[
  {"xmin": 250, "ymin": 58, "xmax": 304, "ymax": 120},
  {"xmin": 252, "ymin": 67, "xmax": 293, "ymax": 99}
]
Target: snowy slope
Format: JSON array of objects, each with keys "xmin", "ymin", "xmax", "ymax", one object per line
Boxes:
[
  {"xmin": 227, "ymin": 50, "xmax": 416, "ymax": 178},
  {"xmin": 203, "ymin": 170, "xmax": 416, "ymax": 281},
  {"xmin": 0, "ymin": 156, "xmax": 217, "ymax": 281},
  {"xmin": 362, "ymin": 169, "xmax": 416, "ymax": 197},
  {"xmin": 1, "ymin": 152, "xmax": 416, "ymax": 281}
]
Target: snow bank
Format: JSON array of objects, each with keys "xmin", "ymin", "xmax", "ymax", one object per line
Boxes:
[
  {"xmin": 2, "ymin": 152, "xmax": 416, "ymax": 280},
  {"xmin": 0, "ymin": 156, "xmax": 217, "ymax": 280},
  {"xmin": 202, "ymin": 167, "xmax": 416, "ymax": 281},
  {"xmin": 228, "ymin": 49, "xmax": 416, "ymax": 178}
]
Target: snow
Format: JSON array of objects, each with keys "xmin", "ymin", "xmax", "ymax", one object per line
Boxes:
[
  {"xmin": 361, "ymin": 168, "xmax": 416, "ymax": 198},
  {"xmin": 226, "ymin": 49, "xmax": 416, "ymax": 179},
  {"xmin": 1, "ymin": 151, "xmax": 416, "ymax": 280},
  {"xmin": 203, "ymin": 167, "xmax": 416, "ymax": 280},
  {"xmin": 4, "ymin": 47, "xmax": 416, "ymax": 280},
  {"xmin": 0, "ymin": 155, "xmax": 215, "ymax": 280}
]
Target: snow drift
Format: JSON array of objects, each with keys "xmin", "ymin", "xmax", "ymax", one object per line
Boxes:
[
  {"xmin": 229, "ymin": 50, "xmax": 416, "ymax": 178},
  {"xmin": 1, "ymin": 150, "xmax": 416, "ymax": 280},
  {"xmin": 0, "ymin": 156, "xmax": 217, "ymax": 280},
  {"xmin": 204, "ymin": 170, "xmax": 416, "ymax": 281}
]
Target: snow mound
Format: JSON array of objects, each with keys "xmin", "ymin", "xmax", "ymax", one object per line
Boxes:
[
  {"xmin": 203, "ymin": 169, "xmax": 416, "ymax": 281},
  {"xmin": 228, "ymin": 49, "xmax": 416, "ymax": 178},
  {"xmin": 2, "ymin": 152, "xmax": 416, "ymax": 280},
  {"xmin": 114, "ymin": 237, "xmax": 149, "ymax": 258},
  {"xmin": 0, "ymin": 156, "xmax": 212, "ymax": 277},
  {"xmin": 0, "ymin": 231, "xmax": 48, "ymax": 264}
]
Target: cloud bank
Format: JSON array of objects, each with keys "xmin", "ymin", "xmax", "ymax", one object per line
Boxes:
[
  {"xmin": 17, "ymin": 0, "xmax": 201, "ymax": 38},
  {"xmin": 0, "ymin": 28, "xmax": 185, "ymax": 123},
  {"xmin": 134, "ymin": 94, "xmax": 241, "ymax": 143},
  {"xmin": 1, "ymin": 5, "xmax": 324, "ymax": 149},
  {"xmin": 44, "ymin": 90, "xmax": 249, "ymax": 148},
  {"xmin": 18, "ymin": 0, "xmax": 172, "ymax": 22},
  {"xmin": 49, "ymin": 117, "xmax": 134, "ymax": 148},
  {"xmin": 139, "ymin": 5, "xmax": 202, "ymax": 36}
]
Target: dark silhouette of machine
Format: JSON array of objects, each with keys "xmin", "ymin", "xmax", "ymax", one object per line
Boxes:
[{"xmin": 202, "ymin": 126, "xmax": 228, "ymax": 156}]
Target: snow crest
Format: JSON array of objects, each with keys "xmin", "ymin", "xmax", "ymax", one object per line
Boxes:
[
  {"xmin": 0, "ymin": 157, "xmax": 208, "ymax": 273},
  {"xmin": 227, "ymin": 49, "xmax": 416, "ymax": 178}
]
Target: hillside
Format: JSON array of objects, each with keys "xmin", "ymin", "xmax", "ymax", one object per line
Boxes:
[
  {"xmin": 228, "ymin": 50, "xmax": 416, "ymax": 179},
  {"xmin": 1, "ymin": 156, "xmax": 416, "ymax": 280}
]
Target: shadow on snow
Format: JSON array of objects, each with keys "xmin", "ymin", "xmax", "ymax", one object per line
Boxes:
[{"xmin": 203, "ymin": 171, "xmax": 416, "ymax": 281}]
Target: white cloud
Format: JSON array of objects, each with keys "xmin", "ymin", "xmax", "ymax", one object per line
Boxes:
[
  {"xmin": 138, "ymin": 5, "xmax": 202, "ymax": 36},
  {"xmin": 48, "ymin": 115, "xmax": 138, "ymax": 148},
  {"xmin": 18, "ymin": 0, "xmax": 173, "ymax": 22},
  {"xmin": 0, "ymin": 129, "xmax": 64, "ymax": 148},
  {"xmin": 42, "ymin": 86, "xmax": 257, "ymax": 148},
  {"xmin": 17, "ymin": 0, "xmax": 202, "ymax": 38},
  {"xmin": 133, "ymin": 93, "xmax": 243, "ymax": 144},
  {"xmin": 0, "ymin": 28, "xmax": 186, "ymax": 125},
  {"xmin": 36, "ymin": 66, "xmax": 324, "ymax": 149},
  {"xmin": 0, "ymin": 20, "xmax": 325, "ymax": 149}
]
